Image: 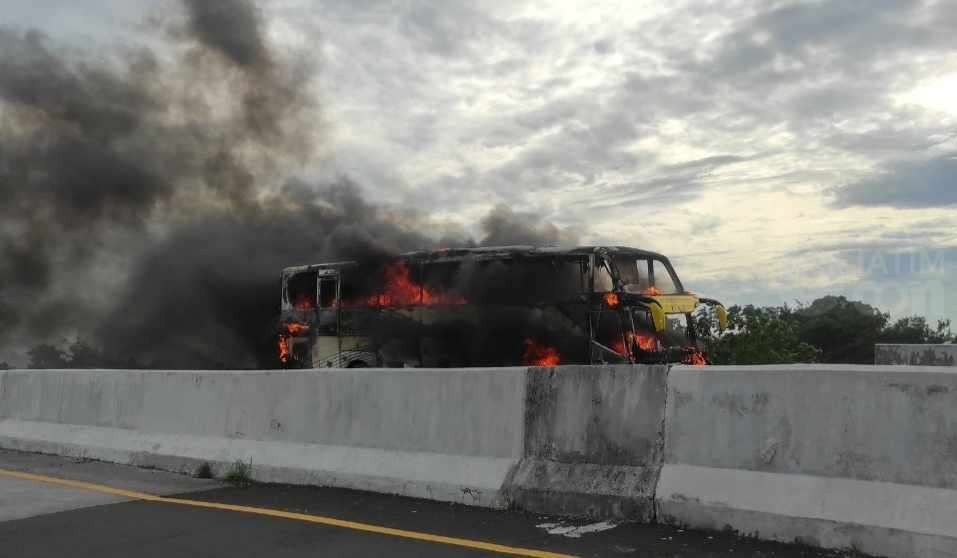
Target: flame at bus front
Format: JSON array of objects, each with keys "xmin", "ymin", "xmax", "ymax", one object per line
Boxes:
[
  {"xmin": 634, "ymin": 332, "xmax": 657, "ymax": 351},
  {"xmin": 682, "ymin": 349, "xmax": 707, "ymax": 366},
  {"xmin": 522, "ymin": 339, "xmax": 560, "ymax": 367},
  {"xmin": 612, "ymin": 331, "xmax": 659, "ymax": 356},
  {"xmin": 362, "ymin": 261, "xmax": 466, "ymax": 307}
]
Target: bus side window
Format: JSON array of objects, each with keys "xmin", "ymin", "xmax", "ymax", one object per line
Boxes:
[
  {"xmin": 287, "ymin": 271, "xmax": 318, "ymax": 310},
  {"xmin": 318, "ymin": 277, "xmax": 338, "ymax": 308},
  {"xmin": 423, "ymin": 261, "xmax": 461, "ymax": 299},
  {"xmin": 594, "ymin": 260, "xmax": 614, "ymax": 292}
]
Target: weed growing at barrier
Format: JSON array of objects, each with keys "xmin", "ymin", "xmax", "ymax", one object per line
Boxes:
[
  {"xmin": 224, "ymin": 459, "xmax": 253, "ymax": 487},
  {"xmin": 194, "ymin": 462, "xmax": 213, "ymax": 479}
]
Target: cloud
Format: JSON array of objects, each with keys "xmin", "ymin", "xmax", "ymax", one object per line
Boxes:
[
  {"xmin": 5, "ymin": 0, "xmax": 957, "ymax": 333},
  {"xmin": 833, "ymin": 155, "xmax": 957, "ymax": 208}
]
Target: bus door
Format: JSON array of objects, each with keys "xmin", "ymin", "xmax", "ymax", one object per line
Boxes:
[
  {"xmin": 589, "ymin": 306, "xmax": 631, "ymax": 365},
  {"xmin": 313, "ymin": 269, "xmax": 341, "ymax": 366}
]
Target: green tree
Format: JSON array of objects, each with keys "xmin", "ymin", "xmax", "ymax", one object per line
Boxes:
[
  {"xmin": 697, "ymin": 295, "xmax": 953, "ymax": 365},
  {"xmin": 794, "ymin": 296, "xmax": 888, "ymax": 364},
  {"xmin": 66, "ymin": 339, "xmax": 107, "ymax": 368},
  {"xmin": 880, "ymin": 317, "xmax": 953, "ymax": 344},
  {"xmin": 27, "ymin": 344, "xmax": 68, "ymax": 369},
  {"xmin": 696, "ymin": 304, "xmax": 821, "ymax": 365}
]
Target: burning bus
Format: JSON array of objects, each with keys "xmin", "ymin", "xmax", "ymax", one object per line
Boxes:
[{"xmin": 277, "ymin": 246, "xmax": 727, "ymax": 368}]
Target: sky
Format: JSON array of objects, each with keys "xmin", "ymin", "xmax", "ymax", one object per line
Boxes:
[{"xmin": 5, "ymin": 0, "xmax": 957, "ymax": 325}]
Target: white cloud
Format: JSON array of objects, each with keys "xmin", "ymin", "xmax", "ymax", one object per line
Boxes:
[{"xmin": 895, "ymin": 72, "xmax": 957, "ymax": 118}]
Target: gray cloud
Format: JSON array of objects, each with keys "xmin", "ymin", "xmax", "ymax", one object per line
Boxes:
[
  {"xmin": 478, "ymin": 205, "xmax": 579, "ymax": 247},
  {"xmin": 704, "ymin": 0, "xmax": 954, "ymax": 80},
  {"xmin": 5, "ymin": 0, "xmax": 957, "ymax": 330},
  {"xmin": 833, "ymin": 154, "xmax": 957, "ymax": 208},
  {"xmin": 184, "ymin": 0, "xmax": 267, "ymax": 67}
]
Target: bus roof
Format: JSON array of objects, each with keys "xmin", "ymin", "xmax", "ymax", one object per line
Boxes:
[{"xmin": 281, "ymin": 246, "xmax": 670, "ymax": 276}]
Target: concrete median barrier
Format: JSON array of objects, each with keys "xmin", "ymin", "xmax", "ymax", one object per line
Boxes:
[
  {"xmin": 656, "ymin": 364, "xmax": 957, "ymax": 558},
  {"xmin": 502, "ymin": 364, "xmax": 669, "ymax": 521},
  {"xmin": 6, "ymin": 363, "xmax": 956, "ymax": 556},
  {"xmin": 0, "ymin": 368, "xmax": 527, "ymax": 507},
  {"xmin": 876, "ymin": 344, "xmax": 957, "ymax": 366},
  {"xmin": 0, "ymin": 365, "xmax": 667, "ymax": 515}
]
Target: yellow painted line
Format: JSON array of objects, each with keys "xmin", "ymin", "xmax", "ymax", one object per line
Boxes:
[{"xmin": 0, "ymin": 468, "xmax": 575, "ymax": 558}]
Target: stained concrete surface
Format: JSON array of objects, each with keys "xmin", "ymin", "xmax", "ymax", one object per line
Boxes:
[
  {"xmin": 505, "ymin": 365, "xmax": 667, "ymax": 520},
  {"xmin": 0, "ymin": 449, "xmax": 865, "ymax": 557},
  {"xmin": 875, "ymin": 344, "xmax": 957, "ymax": 366},
  {"xmin": 0, "ymin": 475, "xmax": 126, "ymax": 522},
  {"xmin": 0, "ymin": 449, "xmax": 219, "ymax": 521},
  {"xmin": 660, "ymin": 365, "xmax": 957, "ymax": 557}
]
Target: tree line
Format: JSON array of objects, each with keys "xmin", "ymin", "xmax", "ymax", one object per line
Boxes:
[
  {"xmin": 6, "ymin": 294, "xmax": 953, "ymax": 369},
  {"xmin": 695, "ymin": 295, "xmax": 954, "ymax": 365}
]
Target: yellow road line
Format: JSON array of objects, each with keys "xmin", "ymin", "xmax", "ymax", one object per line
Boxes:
[{"xmin": 0, "ymin": 468, "xmax": 575, "ymax": 558}]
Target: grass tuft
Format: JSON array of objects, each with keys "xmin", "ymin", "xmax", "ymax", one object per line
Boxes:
[
  {"xmin": 223, "ymin": 459, "xmax": 253, "ymax": 487},
  {"xmin": 194, "ymin": 462, "xmax": 213, "ymax": 479}
]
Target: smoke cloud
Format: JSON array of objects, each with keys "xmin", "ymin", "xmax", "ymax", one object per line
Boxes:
[{"xmin": 0, "ymin": 1, "xmax": 576, "ymax": 368}]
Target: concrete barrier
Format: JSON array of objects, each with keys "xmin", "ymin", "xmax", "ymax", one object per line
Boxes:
[
  {"xmin": 657, "ymin": 364, "xmax": 957, "ymax": 558},
  {"xmin": 876, "ymin": 344, "xmax": 957, "ymax": 366},
  {"xmin": 0, "ymin": 368, "xmax": 527, "ymax": 507},
  {"xmin": 6, "ymin": 363, "xmax": 957, "ymax": 556},
  {"xmin": 0, "ymin": 365, "xmax": 667, "ymax": 516},
  {"xmin": 503, "ymin": 364, "xmax": 668, "ymax": 521}
]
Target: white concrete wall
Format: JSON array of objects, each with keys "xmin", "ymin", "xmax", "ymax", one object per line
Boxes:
[
  {"xmin": 657, "ymin": 364, "xmax": 957, "ymax": 558},
  {"xmin": 0, "ymin": 368, "xmax": 526, "ymax": 507},
  {"xmin": 6, "ymin": 364, "xmax": 957, "ymax": 557}
]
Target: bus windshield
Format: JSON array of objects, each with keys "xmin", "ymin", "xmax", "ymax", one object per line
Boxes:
[{"xmin": 612, "ymin": 255, "xmax": 682, "ymax": 295}]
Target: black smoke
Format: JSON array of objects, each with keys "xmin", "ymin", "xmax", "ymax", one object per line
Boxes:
[{"xmin": 0, "ymin": 0, "xmax": 576, "ymax": 369}]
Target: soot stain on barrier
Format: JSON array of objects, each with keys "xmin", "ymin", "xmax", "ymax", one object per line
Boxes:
[
  {"xmin": 926, "ymin": 384, "xmax": 949, "ymax": 396},
  {"xmin": 834, "ymin": 450, "xmax": 874, "ymax": 478},
  {"xmin": 524, "ymin": 366, "xmax": 657, "ymax": 464},
  {"xmin": 711, "ymin": 392, "xmax": 770, "ymax": 417},
  {"xmin": 887, "ymin": 382, "xmax": 952, "ymax": 400},
  {"xmin": 523, "ymin": 367, "xmax": 558, "ymax": 458},
  {"xmin": 671, "ymin": 389, "xmax": 693, "ymax": 409}
]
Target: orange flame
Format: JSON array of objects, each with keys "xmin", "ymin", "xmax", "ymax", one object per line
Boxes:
[
  {"xmin": 682, "ymin": 349, "xmax": 707, "ymax": 366},
  {"xmin": 278, "ymin": 322, "xmax": 310, "ymax": 365},
  {"xmin": 641, "ymin": 286, "xmax": 662, "ymax": 296},
  {"xmin": 293, "ymin": 294, "xmax": 315, "ymax": 310},
  {"xmin": 522, "ymin": 339, "xmax": 560, "ymax": 366},
  {"xmin": 634, "ymin": 331, "xmax": 658, "ymax": 351},
  {"xmin": 613, "ymin": 331, "xmax": 659, "ymax": 356},
  {"xmin": 278, "ymin": 334, "xmax": 290, "ymax": 365},
  {"xmin": 357, "ymin": 261, "xmax": 466, "ymax": 307},
  {"xmin": 284, "ymin": 322, "xmax": 310, "ymax": 335},
  {"xmin": 603, "ymin": 292, "xmax": 620, "ymax": 306}
]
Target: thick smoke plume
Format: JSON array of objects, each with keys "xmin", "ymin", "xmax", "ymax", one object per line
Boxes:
[{"xmin": 0, "ymin": 1, "xmax": 575, "ymax": 368}]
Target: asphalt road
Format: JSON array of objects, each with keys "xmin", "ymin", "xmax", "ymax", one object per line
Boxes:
[{"xmin": 0, "ymin": 450, "xmax": 861, "ymax": 558}]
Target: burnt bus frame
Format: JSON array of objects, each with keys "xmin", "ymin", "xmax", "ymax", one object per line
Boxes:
[{"xmin": 278, "ymin": 246, "xmax": 698, "ymax": 367}]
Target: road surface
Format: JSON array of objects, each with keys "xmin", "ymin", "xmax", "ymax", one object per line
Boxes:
[{"xmin": 0, "ymin": 449, "xmax": 861, "ymax": 557}]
